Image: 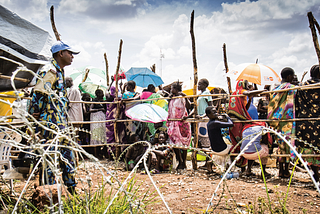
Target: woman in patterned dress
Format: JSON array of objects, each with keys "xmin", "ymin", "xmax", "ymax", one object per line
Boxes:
[
  {"xmin": 268, "ymin": 67, "xmax": 296, "ymax": 178},
  {"xmin": 167, "ymin": 82, "xmax": 191, "ymax": 170},
  {"xmin": 296, "ymin": 65, "xmax": 320, "ymax": 183}
]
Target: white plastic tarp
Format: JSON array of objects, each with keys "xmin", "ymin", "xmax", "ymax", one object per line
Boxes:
[{"xmin": 0, "ymin": 5, "xmax": 54, "ymax": 65}]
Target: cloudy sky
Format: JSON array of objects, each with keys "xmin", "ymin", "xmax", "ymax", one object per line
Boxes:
[{"xmin": 1, "ymin": 0, "xmax": 320, "ymax": 91}]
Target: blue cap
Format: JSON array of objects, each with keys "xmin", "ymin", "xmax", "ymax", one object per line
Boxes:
[{"xmin": 50, "ymin": 41, "xmax": 80, "ymax": 54}]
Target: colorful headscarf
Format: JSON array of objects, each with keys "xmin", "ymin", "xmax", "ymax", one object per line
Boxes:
[{"xmin": 228, "ymin": 80, "xmax": 252, "ymax": 121}]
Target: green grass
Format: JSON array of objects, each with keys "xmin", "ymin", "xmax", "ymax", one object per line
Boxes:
[{"xmin": 1, "ymin": 174, "xmax": 160, "ymax": 214}]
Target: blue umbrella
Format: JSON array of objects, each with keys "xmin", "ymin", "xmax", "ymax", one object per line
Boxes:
[{"xmin": 126, "ymin": 67, "xmax": 164, "ymax": 88}]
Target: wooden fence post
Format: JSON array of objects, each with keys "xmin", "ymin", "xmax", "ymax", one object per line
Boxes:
[
  {"xmin": 114, "ymin": 40, "xmax": 123, "ymax": 158},
  {"xmin": 223, "ymin": 43, "xmax": 232, "ymax": 95},
  {"xmin": 104, "ymin": 53, "xmax": 110, "ymax": 86},
  {"xmin": 50, "ymin": 6, "xmax": 61, "ymax": 41},
  {"xmin": 308, "ymin": 12, "xmax": 320, "ymax": 66},
  {"xmin": 190, "ymin": 10, "xmax": 199, "ymax": 170}
]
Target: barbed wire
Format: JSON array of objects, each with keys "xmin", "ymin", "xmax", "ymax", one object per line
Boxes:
[{"xmin": 1, "ymin": 56, "xmax": 320, "ymax": 214}]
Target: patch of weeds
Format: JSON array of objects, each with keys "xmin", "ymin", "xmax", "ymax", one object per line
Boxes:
[
  {"xmin": 61, "ymin": 174, "xmax": 160, "ymax": 214},
  {"xmin": 0, "ymin": 184, "xmax": 40, "ymax": 213},
  {"xmin": 3, "ymin": 173, "xmax": 160, "ymax": 214}
]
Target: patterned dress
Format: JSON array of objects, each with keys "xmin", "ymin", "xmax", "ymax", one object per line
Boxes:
[
  {"xmin": 227, "ymin": 80, "xmax": 252, "ymax": 167},
  {"xmin": 90, "ymin": 102, "xmax": 107, "ymax": 145},
  {"xmin": 29, "ymin": 59, "xmax": 76, "ymax": 187},
  {"xmin": 296, "ymin": 79, "xmax": 320, "ymax": 166},
  {"xmin": 268, "ymin": 82, "xmax": 296, "ymax": 163},
  {"xmin": 167, "ymin": 97, "xmax": 191, "ymax": 146},
  {"xmin": 105, "ymin": 94, "xmax": 126, "ymax": 151}
]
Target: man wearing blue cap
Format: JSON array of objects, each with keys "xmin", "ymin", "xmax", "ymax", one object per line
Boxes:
[{"xmin": 29, "ymin": 41, "xmax": 79, "ymax": 194}]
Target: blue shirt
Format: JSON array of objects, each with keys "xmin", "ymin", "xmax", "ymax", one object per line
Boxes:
[
  {"xmin": 241, "ymin": 126, "xmax": 263, "ymax": 153},
  {"xmin": 247, "ymin": 98, "xmax": 258, "ymax": 120}
]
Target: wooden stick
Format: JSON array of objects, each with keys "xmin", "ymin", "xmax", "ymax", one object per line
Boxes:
[
  {"xmin": 104, "ymin": 53, "xmax": 110, "ymax": 86},
  {"xmin": 150, "ymin": 64, "xmax": 156, "ymax": 73},
  {"xmin": 223, "ymin": 43, "xmax": 232, "ymax": 95},
  {"xmin": 301, "ymin": 70, "xmax": 308, "ymax": 82},
  {"xmin": 307, "ymin": 12, "xmax": 320, "ymax": 66},
  {"xmin": 0, "ymin": 74, "xmax": 29, "ymax": 82},
  {"xmin": 82, "ymin": 68, "xmax": 90, "ymax": 83},
  {"xmin": 114, "ymin": 39, "xmax": 123, "ymax": 158},
  {"xmin": 50, "ymin": 6, "xmax": 61, "ymax": 41},
  {"xmin": 313, "ymin": 13, "xmax": 320, "ymax": 37},
  {"xmin": 190, "ymin": 10, "xmax": 199, "ymax": 170}
]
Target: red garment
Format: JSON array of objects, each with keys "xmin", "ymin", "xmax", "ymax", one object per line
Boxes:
[
  {"xmin": 114, "ymin": 70, "xmax": 126, "ymax": 80},
  {"xmin": 227, "ymin": 80, "xmax": 252, "ymax": 167}
]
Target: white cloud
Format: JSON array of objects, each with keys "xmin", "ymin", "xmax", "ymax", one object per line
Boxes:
[
  {"xmin": 114, "ymin": 0, "xmax": 135, "ymax": 6},
  {"xmin": 58, "ymin": 0, "xmax": 90, "ymax": 13},
  {"xmin": 0, "ymin": 0, "xmax": 48, "ymax": 21},
  {"xmin": 58, "ymin": 0, "xmax": 147, "ymax": 19},
  {"xmin": 2, "ymin": 0, "xmax": 320, "ymax": 88},
  {"xmin": 222, "ymin": 0, "xmax": 319, "ymax": 22}
]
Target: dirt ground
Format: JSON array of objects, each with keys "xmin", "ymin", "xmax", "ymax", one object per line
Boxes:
[
  {"xmin": 3, "ymin": 159, "xmax": 320, "ymax": 214},
  {"xmin": 114, "ymin": 162, "xmax": 320, "ymax": 214}
]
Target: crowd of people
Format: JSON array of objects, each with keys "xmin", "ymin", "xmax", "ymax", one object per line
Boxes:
[
  {"xmin": 19, "ymin": 40, "xmax": 320, "ymax": 194},
  {"xmin": 67, "ymin": 64, "xmax": 320, "ymax": 185}
]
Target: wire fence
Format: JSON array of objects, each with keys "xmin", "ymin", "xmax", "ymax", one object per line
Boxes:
[{"xmin": 1, "ymin": 56, "xmax": 320, "ymax": 213}]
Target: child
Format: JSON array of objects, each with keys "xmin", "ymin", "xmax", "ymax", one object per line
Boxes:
[
  {"xmin": 148, "ymin": 129, "xmax": 173, "ymax": 173},
  {"xmin": 125, "ymin": 134, "xmax": 145, "ymax": 171}
]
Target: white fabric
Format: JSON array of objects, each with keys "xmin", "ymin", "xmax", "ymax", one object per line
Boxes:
[
  {"xmin": 67, "ymin": 86, "xmax": 83, "ymax": 122},
  {"xmin": 211, "ymin": 144, "xmax": 232, "ymax": 156}
]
